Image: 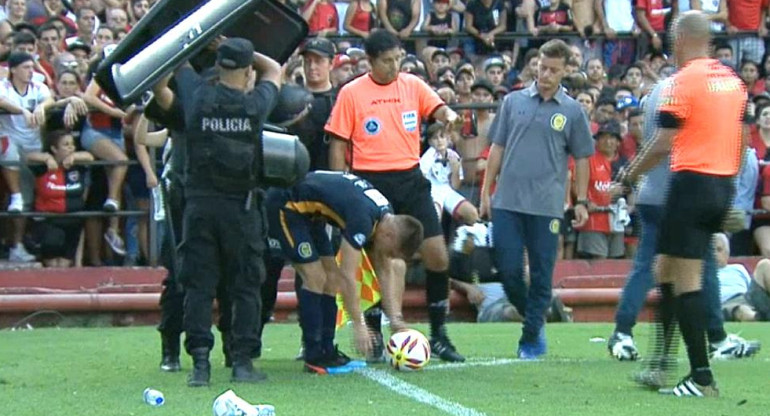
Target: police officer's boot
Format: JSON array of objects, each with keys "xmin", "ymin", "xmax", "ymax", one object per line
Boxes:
[
  {"xmin": 187, "ymin": 348, "xmax": 211, "ymax": 387},
  {"xmin": 160, "ymin": 333, "xmax": 181, "ymax": 372},
  {"xmin": 231, "ymin": 353, "xmax": 267, "ymax": 383}
]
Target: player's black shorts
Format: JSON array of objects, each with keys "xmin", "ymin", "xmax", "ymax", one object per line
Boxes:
[
  {"xmin": 658, "ymin": 170, "xmax": 735, "ymax": 259},
  {"xmin": 265, "ymin": 188, "xmax": 333, "ymax": 264},
  {"xmin": 354, "ymin": 166, "xmax": 441, "ymax": 238}
]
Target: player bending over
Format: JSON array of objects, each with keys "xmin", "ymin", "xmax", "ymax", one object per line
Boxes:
[{"xmin": 265, "ymin": 171, "xmax": 423, "ymax": 374}]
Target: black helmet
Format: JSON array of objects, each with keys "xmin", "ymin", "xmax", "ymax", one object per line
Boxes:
[{"xmin": 269, "ymin": 84, "xmax": 313, "ymax": 126}]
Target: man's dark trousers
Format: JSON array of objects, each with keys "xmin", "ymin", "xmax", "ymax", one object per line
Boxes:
[
  {"xmin": 492, "ymin": 209, "xmax": 560, "ymax": 343},
  {"xmin": 180, "ymin": 196, "xmax": 265, "ymax": 358}
]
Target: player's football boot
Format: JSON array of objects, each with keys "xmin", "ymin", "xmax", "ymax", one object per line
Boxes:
[
  {"xmin": 632, "ymin": 355, "xmax": 677, "ymax": 389},
  {"xmin": 608, "ymin": 331, "xmax": 640, "ymax": 361},
  {"xmin": 659, "ymin": 375, "xmax": 719, "ymax": 398},
  {"xmin": 366, "ymin": 331, "xmax": 386, "ymax": 363},
  {"xmin": 431, "ymin": 328, "xmax": 466, "ymax": 362},
  {"xmin": 709, "ymin": 334, "xmax": 761, "ymax": 360}
]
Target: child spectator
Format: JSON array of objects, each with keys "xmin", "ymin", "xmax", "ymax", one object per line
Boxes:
[
  {"xmin": 420, "ymin": 122, "xmax": 480, "ymax": 225},
  {"xmin": 301, "ymin": 0, "xmax": 339, "ymax": 37},
  {"xmin": 576, "ymin": 120, "xmax": 627, "ymax": 259},
  {"xmin": 422, "ymin": 0, "xmax": 459, "ymax": 48},
  {"xmin": 343, "ymin": 0, "xmax": 376, "ymax": 39},
  {"xmin": 26, "ymin": 130, "xmax": 93, "ymax": 267}
]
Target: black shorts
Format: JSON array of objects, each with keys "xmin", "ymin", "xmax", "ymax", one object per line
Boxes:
[
  {"xmin": 40, "ymin": 219, "xmax": 83, "ymax": 260},
  {"xmin": 658, "ymin": 171, "xmax": 735, "ymax": 259},
  {"xmin": 265, "ymin": 188, "xmax": 333, "ymax": 264},
  {"xmin": 354, "ymin": 167, "xmax": 441, "ymax": 238}
]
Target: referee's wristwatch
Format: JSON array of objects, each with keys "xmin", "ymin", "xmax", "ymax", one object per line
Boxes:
[{"xmin": 575, "ymin": 199, "xmax": 589, "ymax": 209}]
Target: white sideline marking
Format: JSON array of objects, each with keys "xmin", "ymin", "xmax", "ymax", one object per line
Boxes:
[
  {"xmin": 423, "ymin": 357, "xmax": 770, "ymax": 372},
  {"xmin": 423, "ymin": 358, "xmax": 521, "ymax": 371},
  {"xmin": 358, "ymin": 367, "xmax": 488, "ymax": 416}
]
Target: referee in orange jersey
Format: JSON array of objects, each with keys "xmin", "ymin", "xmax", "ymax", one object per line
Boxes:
[
  {"xmin": 621, "ymin": 11, "xmax": 747, "ymax": 397},
  {"xmin": 326, "ymin": 30, "xmax": 465, "ymax": 362}
]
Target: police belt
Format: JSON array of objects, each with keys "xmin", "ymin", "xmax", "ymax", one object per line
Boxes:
[{"xmin": 185, "ymin": 187, "xmax": 263, "ymax": 211}]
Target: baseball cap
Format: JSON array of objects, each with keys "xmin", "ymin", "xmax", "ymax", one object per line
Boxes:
[
  {"xmin": 752, "ymin": 91, "xmax": 770, "ymax": 103},
  {"xmin": 217, "ymin": 38, "xmax": 254, "ymax": 69},
  {"xmin": 7, "ymin": 52, "xmax": 34, "ymax": 68},
  {"xmin": 595, "ymin": 120, "xmax": 622, "ymax": 140},
  {"xmin": 471, "ymin": 78, "xmax": 495, "ymax": 95},
  {"xmin": 447, "ymin": 47, "xmax": 464, "ymax": 58},
  {"xmin": 616, "ymin": 95, "xmax": 639, "ymax": 111},
  {"xmin": 346, "ymin": 47, "xmax": 366, "ymax": 60},
  {"xmin": 432, "ymin": 48, "xmax": 449, "ymax": 61},
  {"xmin": 301, "ymin": 37, "xmax": 335, "ymax": 58},
  {"xmin": 67, "ymin": 40, "xmax": 91, "ymax": 55},
  {"xmin": 436, "ymin": 66, "xmax": 454, "ymax": 79},
  {"xmin": 455, "ymin": 66, "xmax": 474, "ymax": 79},
  {"xmin": 332, "ymin": 54, "xmax": 353, "ymax": 70},
  {"xmin": 483, "ymin": 56, "xmax": 505, "ymax": 72}
]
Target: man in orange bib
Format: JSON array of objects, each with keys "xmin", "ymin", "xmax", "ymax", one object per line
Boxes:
[{"xmin": 621, "ymin": 11, "xmax": 747, "ymax": 397}]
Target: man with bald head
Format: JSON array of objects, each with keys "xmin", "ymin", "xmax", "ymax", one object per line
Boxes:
[{"xmin": 620, "ymin": 11, "xmax": 747, "ymax": 397}]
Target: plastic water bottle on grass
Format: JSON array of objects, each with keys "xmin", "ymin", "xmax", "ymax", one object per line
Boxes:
[
  {"xmin": 143, "ymin": 388, "xmax": 165, "ymax": 406},
  {"xmin": 254, "ymin": 405, "xmax": 275, "ymax": 416},
  {"xmin": 214, "ymin": 390, "xmax": 275, "ymax": 416}
]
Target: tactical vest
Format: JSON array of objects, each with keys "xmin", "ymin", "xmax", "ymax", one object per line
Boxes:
[{"xmin": 186, "ymin": 84, "xmax": 263, "ymax": 195}]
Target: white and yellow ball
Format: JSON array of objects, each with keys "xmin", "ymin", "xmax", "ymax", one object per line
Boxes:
[{"xmin": 386, "ymin": 329, "xmax": 431, "ymax": 371}]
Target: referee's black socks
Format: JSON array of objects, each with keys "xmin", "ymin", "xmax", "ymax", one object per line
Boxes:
[
  {"xmin": 651, "ymin": 283, "xmax": 678, "ymax": 369},
  {"xmin": 677, "ymin": 290, "xmax": 713, "ymax": 386},
  {"xmin": 426, "ymin": 270, "xmax": 450, "ymax": 339}
]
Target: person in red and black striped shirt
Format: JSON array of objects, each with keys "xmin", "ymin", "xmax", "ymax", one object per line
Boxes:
[{"xmin": 26, "ymin": 130, "xmax": 93, "ymax": 267}]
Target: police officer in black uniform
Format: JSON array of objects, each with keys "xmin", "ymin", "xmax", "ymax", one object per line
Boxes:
[
  {"xmin": 152, "ymin": 37, "xmax": 281, "ymax": 387},
  {"xmin": 144, "ymin": 85, "xmax": 236, "ymax": 373}
]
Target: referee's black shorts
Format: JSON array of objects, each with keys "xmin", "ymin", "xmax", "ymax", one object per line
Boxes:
[
  {"xmin": 657, "ymin": 170, "xmax": 735, "ymax": 259},
  {"xmin": 354, "ymin": 166, "xmax": 441, "ymax": 239}
]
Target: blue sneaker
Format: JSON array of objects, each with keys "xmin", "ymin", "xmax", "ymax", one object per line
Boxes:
[{"xmin": 517, "ymin": 329, "xmax": 547, "ymax": 360}]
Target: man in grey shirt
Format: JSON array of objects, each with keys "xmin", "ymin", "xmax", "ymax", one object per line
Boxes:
[{"xmin": 481, "ymin": 39, "xmax": 594, "ymax": 360}]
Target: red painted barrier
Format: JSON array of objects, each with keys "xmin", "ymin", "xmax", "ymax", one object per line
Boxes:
[{"xmin": 0, "ymin": 257, "xmax": 761, "ymax": 325}]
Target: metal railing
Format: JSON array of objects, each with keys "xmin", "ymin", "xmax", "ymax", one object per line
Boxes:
[{"xmin": 0, "ymin": 155, "xmax": 161, "ymax": 266}]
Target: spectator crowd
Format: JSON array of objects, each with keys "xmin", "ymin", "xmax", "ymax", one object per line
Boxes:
[{"xmin": 1, "ymin": 0, "xmax": 770, "ymax": 299}]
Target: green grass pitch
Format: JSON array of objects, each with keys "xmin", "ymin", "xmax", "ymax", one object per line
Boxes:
[{"xmin": 1, "ymin": 322, "xmax": 767, "ymax": 416}]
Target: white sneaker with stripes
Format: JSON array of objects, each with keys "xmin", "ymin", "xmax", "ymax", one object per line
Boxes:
[
  {"xmin": 660, "ymin": 376, "xmax": 719, "ymax": 398},
  {"xmin": 709, "ymin": 334, "xmax": 761, "ymax": 360}
]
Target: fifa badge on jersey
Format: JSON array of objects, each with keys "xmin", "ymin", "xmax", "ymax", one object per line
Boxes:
[
  {"xmin": 298, "ymin": 242, "xmax": 313, "ymax": 259},
  {"xmin": 550, "ymin": 113, "xmax": 567, "ymax": 132},
  {"xmin": 549, "ymin": 219, "xmax": 560, "ymax": 235},
  {"xmin": 364, "ymin": 117, "xmax": 381, "ymax": 135},
  {"xmin": 402, "ymin": 111, "xmax": 418, "ymax": 132}
]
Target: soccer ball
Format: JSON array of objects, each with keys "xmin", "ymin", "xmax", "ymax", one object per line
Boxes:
[
  {"xmin": 386, "ymin": 329, "xmax": 431, "ymax": 371},
  {"xmin": 610, "ymin": 335, "xmax": 639, "ymax": 361}
]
